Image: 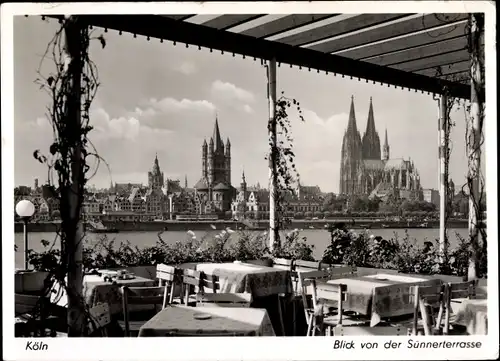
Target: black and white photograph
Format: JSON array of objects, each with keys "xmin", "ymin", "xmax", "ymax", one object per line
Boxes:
[{"xmin": 2, "ymin": 2, "xmax": 497, "ymax": 360}]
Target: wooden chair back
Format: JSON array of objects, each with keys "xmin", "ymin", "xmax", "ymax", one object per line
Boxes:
[
  {"xmin": 410, "ymin": 284, "xmax": 446, "ymax": 336},
  {"xmin": 294, "ymin": 260, "xmax": 321, "ymax": 271},
  {"xmin": 315, "ymin": 283, "xmax": 348, "ymax": 326},
  {"xmin": 88, "ymin": 302, "xmax": 112, "ymax": 336},
  {"xmin": 328, "ymin": 266, "xmax": 357, "ymax": 279},
  {"xmin": 334, "ymin": 325, "xmax": 408, "ymax": 336},
  {"xmin": 166, "ymin": 329, "xmax": 256, "ymax": 337},
  {"xmin": 120, "ymin": 286, "xmax": 166, "ymax": 337},
  {"xmin": 15, "ymin": 293, "xmax": 47, "ymax": 316},
  {"xmin": 272, "ymin": 258, "xmax": 294, "ymax": 271},
  {"xmin": 156, "ymin": 264, "xmax": 180, "ymax": 305},
  {"xmin": 442, "ymin": 280, "xmax": 479, "ymax": 335},
  {"xmin": 296, "ymin": 270, "xmax": 330, "ymax": 328},
  {"xmin": 182, "ymin": 269, "xmax": 208, "ymax": 304},
  {"xmin": 448, "ymin": 280, "xmax": 478, "ymax": 300},
  {"xmin": 196, "ymin": 292, "xmax": 253, "ymax": 308}
]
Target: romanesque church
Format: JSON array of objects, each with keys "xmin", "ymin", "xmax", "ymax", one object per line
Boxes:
[
  {"xmin": 339, "ymin": 96, "xmax": 422, "ymax": 200},
  {"xmin": 194, "ymin": 117, "xmax": 236, "ymax": 212}
]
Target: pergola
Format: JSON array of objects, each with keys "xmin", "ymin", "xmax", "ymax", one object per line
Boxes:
[{"xmin": 40, "ymin": 13, "xmax": 484, "ymax": 335}]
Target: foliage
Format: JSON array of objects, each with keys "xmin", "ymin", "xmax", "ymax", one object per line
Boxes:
[
  {"xmin": 271, "ymin": 229, "xmax": 315, "ymax": 261},
  {"xmin": 321, "ymin": 226, "xmax": 487, "ymax": 278},
  {"xmin": 266, "ymin": 90, "xmax": 305, "ymax": 249}
]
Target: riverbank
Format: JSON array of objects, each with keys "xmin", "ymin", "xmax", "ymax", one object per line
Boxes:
[{"xmin": 14, "ymin": 218, "xmax": 469, "ymax": 233}]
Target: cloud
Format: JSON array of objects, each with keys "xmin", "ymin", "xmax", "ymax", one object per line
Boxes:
[
  {"xmin": 210, "ymin": 80, "xmax": 255, "ymax": 104},
  {"xmin": 243, "ymin": 104, "xmax": 254, "ymax": 114},
  {"xmin": 174, "ymin": 61, "xmax": 198, "ymax": 75},
  {"xmin": 148, "ymin": 97, "xmax": 216, "ymax": 114}
]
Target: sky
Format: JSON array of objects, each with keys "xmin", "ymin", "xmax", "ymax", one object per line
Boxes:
[{"xmin": 13, "ymin": 15, "xmax": 479, "ymax": 193}]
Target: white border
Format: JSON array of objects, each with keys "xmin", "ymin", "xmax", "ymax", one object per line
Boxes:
[{"xmin": 2, "ymin": 2, "xmax": 497, "ymax": 361}]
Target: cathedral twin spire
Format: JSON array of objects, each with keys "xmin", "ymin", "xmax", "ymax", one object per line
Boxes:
[{"xmin": 343, "ymin": 96, "xmax": 385, "ymax": 161}]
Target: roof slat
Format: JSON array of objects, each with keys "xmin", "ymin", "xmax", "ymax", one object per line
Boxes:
[
  {"xmin": 240, "ymin": 14, "xmax": 339, "ymax": 39},
  {"xmin": 75, "ymin": 15, "xmax": 472, "ymax": 100},
  {"xmin": 366, "ymin": 37, "xmax": 467, "ymax": 67},
  {"xmin": 336, "ymin": 22, "xmax": 467, "ymax": 60},
  {"xmin": 162, "ymin": 15, "xmax": 195, "ymax": 21},
  {"xmin": 416, "ymin": 60, "xmax": 470, "ymax": 77},
  {"xmin": 200, "ymin": 14, "xmax": 265, "ymax": 30},
  {"xmin": 310, "ymin": 13, "xmax": 469, "ymax": 54},
  {"xmin": 391, "ymin": 50, "xmax": 470, "ymax": 72},
  {"xmin": 276, "ymin": 14, "xmax": 409, "ymax": 47},
  {"xmin": 440, "ymin": 70, "xmax": 469, "ymax": 84}
]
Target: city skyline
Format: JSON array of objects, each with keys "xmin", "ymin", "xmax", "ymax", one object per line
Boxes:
[{"xmin": 14, "ymin": 16, "xmax": 481, "ymax": 193}]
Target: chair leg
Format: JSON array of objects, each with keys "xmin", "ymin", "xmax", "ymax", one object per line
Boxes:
[
  {"xmin": 276, "ymin": 296, "xmax": 285, "ymax": 336},
  {"xmin": 306, "ymin": 314, "xmax": 313, "ymax": 337}
]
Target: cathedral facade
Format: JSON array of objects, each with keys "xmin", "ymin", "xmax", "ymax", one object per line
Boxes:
[
  {"xmin": 194, "ymin": 117, "xmax": 236, "ymax": 212},
  {"xmin": 339, "ymin": 96, "xmax": 422, "ymax": 200}
]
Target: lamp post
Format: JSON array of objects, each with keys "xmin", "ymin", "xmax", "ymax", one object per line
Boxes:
[{"xmin": 16, "ymin": 199, "xmax": 36, "ymax": 270}]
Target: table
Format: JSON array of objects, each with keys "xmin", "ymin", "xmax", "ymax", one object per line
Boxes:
[
  {"xmin": 51, "ymin": 274, "xmax": 156, "ymax": 315},
  {"xmin": 138, "ymin": 305, "xmax": 276, "ymax": 337},
  {"xmin": 196, "ymin": 262, "xmax": 293, "ymax": 298},
  {"xmin": 327, "ymin": 273, "xmax": 442, "ymax": 326},
  {"xmin": 451, "ymin": 298, "xmax": 488, "ymax": 335}
]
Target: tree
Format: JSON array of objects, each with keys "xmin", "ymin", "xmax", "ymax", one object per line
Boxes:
[{"xmin": 295, "ymin": 212, "xmax": 304, "ymax": 219}]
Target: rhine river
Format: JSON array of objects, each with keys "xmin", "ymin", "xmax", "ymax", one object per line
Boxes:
[{"xmin": 14, "ymin": 228, "xmax": 473, "ymax": 269}]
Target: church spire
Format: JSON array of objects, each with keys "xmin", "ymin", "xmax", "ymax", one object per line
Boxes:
[
  {"xmin": 365, "ymin": 97, "xmax": 376, "ymax": 135},
  {"xmin": 383, "ymin": 127, "xmax": 390, "ymax": 161},
  {"xmin": 361, "ymin": 97, "xmax": 381, "ymax": 160},
  {"xmin": 212, "ymin": 115, "xmax": 224, "ymax": 152},
  {"xmin": 347, "ymin": 95, "xmax": 358, "ymax": 133}
]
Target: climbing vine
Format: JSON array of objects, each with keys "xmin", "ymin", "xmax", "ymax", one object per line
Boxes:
[
  {"xmin": 28, "ymin": 15, "xmax": 107, "ymax": 336},
  {"xmin": 266, "ymin": 91, "xmax": 305, "ymax": 251}
]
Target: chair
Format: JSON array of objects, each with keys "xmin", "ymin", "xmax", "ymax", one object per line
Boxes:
[
  {"xmin": 196, "ymin": 292, "xmax": 253, "ymax": 308},
  {"xmin": 409, "ymin": 284, "xmax": 446, "ymax": 336},
  {"xmin": 272, "ymin": 258, "xmax": 294, "ymax": 271},
  {"xmin": 296, "ymin": 269, "xmax": 330, "ymax": 336},
  {"xmin": 182, "ymin": 269, "xmax": 207, "ymax": 305},
  {"xmin": 156, "ymin": 264, "xmax": 181, "ymax": 305},
  {"xmin": 119, "ymin": 286, "xmax": 166, "ymax": 337},
  {"xmin": 443, "ymin": 280, "xmax": 479, "ymax": 334},
  {"xmin": 88, "ymin": 303, "xmax": 112, "ymax": 336}
]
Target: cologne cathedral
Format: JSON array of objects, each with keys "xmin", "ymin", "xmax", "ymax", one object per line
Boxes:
[
  {"xmin": 194, "ymin": 117, "xmax": 236, "ymax": 211},
  {"xmin": 339, "ymin": 96, "xmax": 422, "ymax": 200}
]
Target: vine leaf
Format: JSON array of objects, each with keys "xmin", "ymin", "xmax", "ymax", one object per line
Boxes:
[
  {"xmin": 47, "ymin": 76, "xmax": 55, "ymax": 87},
  {"xmin": 97, "ymin": 35, "xmax": 106, "ymax": 49}
]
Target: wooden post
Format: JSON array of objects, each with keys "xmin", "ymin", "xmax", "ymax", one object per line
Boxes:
[
  {"xmin": 64, "ymin": 16, "xmax": 85, "ymax": 336},
  {"xmin": 267, "ymin": 58, "xmax": 278, "ymax": 252},
  {"xmin": 467, "ymin": 14, "xmax": 484, "ymax": 281},
  {"xmin": 438, "ymin": 94, "xmax": 449, "ymax": 259}
]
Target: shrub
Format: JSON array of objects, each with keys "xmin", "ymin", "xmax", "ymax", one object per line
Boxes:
[{"xmin": 272, "ymin": 230, "xmax": 315, "ymax": 261}]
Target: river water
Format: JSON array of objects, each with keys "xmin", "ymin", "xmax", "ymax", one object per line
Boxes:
[{"xmin": 14, "ymin": 228, "xmax": 473, "ymax": 269}]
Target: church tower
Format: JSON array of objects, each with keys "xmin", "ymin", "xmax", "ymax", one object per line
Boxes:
[
  {"xmin": 382, "ymin": 128, "xmax": 390, "ymax": 161},
  {"xmin": 361, "ymin": 97, "xmax": 381, "ymax": 160},
  {"xmin": 339, "ymin": 96, "xmax": 363, "ymax": 195},
  {"xmin": 148, "ymin": 153, "xmax": 164, "ymax": 190},
  {"xmin": 225, "ymin": 138, "xmax": 231, "ymax": 185}
]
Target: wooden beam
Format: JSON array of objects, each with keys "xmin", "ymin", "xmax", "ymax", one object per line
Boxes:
[
  {"xmin": 240, "ymin": 14, "xmax": 339, "ymax": 39},
  {"xmin": 416, "ymin": 60, "xmax": 469, "ymax": 77},
  {"xmin": 161, "ymin": 15, "xmax": 195, "ymax": 21},
  {"xmin": 337, "ymin": 22, "xmax": 467, "ymax": 60},
  {"xmin": 277, "ymin": 14, "xmax": 409, "ymax": 47},
  {"xmin": 73, "ymin": 15, "xmax": 471, "ymax": 99},
  {"xmin": 366, "ymin": 37, "xmax": 467, "ymax": 67},
  {"xmin": 310, "ymin": 13, "xmax": 469, "ymax": 54},
  {"xmin": 391, "ymin": 50, "xmax": 470, "ymax": 72},
  {"xmin": 201, "ymin": 14, "xmax": 265, "ymax": 30}
]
